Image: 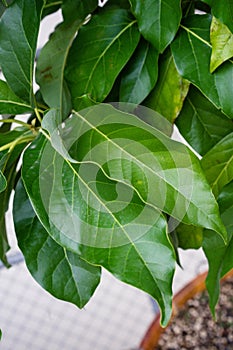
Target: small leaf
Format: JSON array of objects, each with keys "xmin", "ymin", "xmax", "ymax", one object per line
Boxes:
[
  {"xmin": 175, "ymin": 223, "xmax": 203, "ymax": 250},
  {"xmin": 13, "ymin": 180, "xmax": 101, "ymax": 308},
  {"xmin": 120, "ymin": 38, "xmax": 159, "ymax": 104},
  {"xmin": 0, "ymin": 0, "xmax": 44, "ymax": 103},
  {"xmin": 171, "ymin": 14, "xmax": 233, "ymax": 119},
  {"xmin": 36, "ymin": 0, "xmax": 98, "ymax": 120},
  {"xmin": 65, "ymin": 7, "xmax": 140, "ymax": 110},
  {"xmin": 130, "ymin": 0, "xmax": 182, "ymax": 53},
  {"xmin": 210, "ymin": 16, "xmax": 233, "ymax": 73},
  {"xmin": 201, "ymin": 132, "xmax": 233, "ymax": 197},
  {"xmin": 144, "ymin": 48, "xmax": 190, "ymax": 123},
  {"xmin": 0, "ymin": 80, "xmax": 32, "ymax": 114},
  {"xmin": 0, "ymin": 171, "xmax": 6, "ymax": 193},
  {"xmin": 203, "ymin": 181, "xmax": 233, "ymax": 315},
  {"xmin": 176, "ymin": 86, "xmax": 233, "ymax": 156}
]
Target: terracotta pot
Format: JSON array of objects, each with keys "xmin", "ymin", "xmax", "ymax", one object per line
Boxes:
[{"xmin": 140, "ymin": 269, "xmax": 233, "ymax": 350}]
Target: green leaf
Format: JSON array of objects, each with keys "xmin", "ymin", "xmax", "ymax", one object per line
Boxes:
[
  {"xmin": 130, "ymin": 0, "xmax": 182, "ymax": 53},
  {"xmin": 144, "ymin": 48, "xmax": 190, "ymax": 123},
  {"xmin": 13, "ymin": 180, "xmax": 101, "ymax": 308},
  {"xmin": 22, "ymin": 133, "xmax": 175, "ymax": 326},
  {"xmin": 0, "ymin": 80, "xmax": 32, "ymax": 114},
  {"xmin": 202, "ymin": 0, "xmax": 233, "ymax": 33},
  {"xmin": 201, "ymin": 132, "xmax": 233, "ymax": 197},
  {"xmin": 42, "ymin": 0, "xmax": 61, "ymax": 19},
  {"xmin": 203, "ymin": 181, "xmax": 233, "ymax": 315},
  {"xmin": 176, "ymin": 86, "xmax": 233, "ymax": 156},
  {"xmin": 210, "ymin": 16, "xmax": 233, "ymax": 73},
  {"xmin": 0, "ymin": 171, "xmax": 6, "ymax": 193},
  {"xmin": 0, "ymin": 127, "xmax": 30, "ymax": 266},
  {"xmin": 42, "ymin": 105, "xmax": 226, "ymax": 239},
  {"xmin": 171, "ymin": 14, "xmax": 233, "ymax": 119},
  {"xmin": 107, "ymin": 0, "xmax": 130, "ymax": 9},
  {"xmin": 120, "ymin": 39, "xmax": 159, "ymax": 104},
  {"xmin": 175, "ymin": 223, "xmax": 203, "ymax": 250},
  {"xmin": 65, "ymin": 8, "xmax": 140, "ymax": 110},
  {"xmin": 36, "ymin": 0, "xmax": 98, "ymax": 120},
  {"xmin": 0, "ymin": 0, "xmax": 44, "ymax": 104}
]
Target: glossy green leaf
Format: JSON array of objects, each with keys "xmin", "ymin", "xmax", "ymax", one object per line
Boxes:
[
  {"xmin": 0, "ymin": 0, "xmax": 44, "ymax": 104},
  {"xmin": 42, "ymin": 105, "xmax": 226, "ymax": 239},
  {"xmin": 130, "ymin": 0, "xmax": 181, "ymax": 53},
  {"xmin": 36, "ymin": 0, "xmax": 98, "ymax": 120},
  {"xmin": 65, "ymin": 8, "xmax": 140, "ymax": 110},
  {"xmin": 0, "ymin": 80, "xmax": 32, "ymax": 114},
  {"xmin": 202, "ymin": 0, "xmax": 233, "ymax": 33},
  {"xmin": 22, "ymin": 133, "xmax": 175, "ymax": 326},
  {"xmin": 175, "ymin": 223, "xmax": 203, "ymax": 250},
  {"xmin": 176, "ymin": 86, "xmax": 233, "ymax": 156},
  {"xmin": 13, "ymin": 180, "xmax": 101, "ymax": 308},
  {"xmin": 201, "ymin": 133, "xmax": 233, "ymax": 197},
  {"xmin": 120, "ymin": 39, "xmax": 159, "ymax": 104},
  {"xmin": 0, "ymin": 126, "xmax": 31, "ymax": 266},
  {"xmin": 171, "ymin": 14, "xmax": 233, "ymax": 119},
  {"xmin": 210, "ymin": 16, "xmax": 233, "ymax": 73},
  {"xmin": 144, "ymin": 48, "xmax": 190, "ymax": 123},
  {"xmin": 203, "ymin": 181, "xmax": 233, "ymax": 315},
  {"xmin": 0, "ymin": 171, "xmax": 6, "ymax": 193}
]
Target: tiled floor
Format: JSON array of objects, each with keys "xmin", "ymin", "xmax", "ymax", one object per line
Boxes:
[{"xmin": 0, "ymin": 248, "xmax": 205, "ymax": 350}]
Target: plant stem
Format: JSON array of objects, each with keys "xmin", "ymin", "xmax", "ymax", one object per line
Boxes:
[
  {"xmin": 0, "ymin": 135, "xmax": 35, "ymax": 153},
  {"xmin": 34, "ymin": 108, "xmax": 42, "ymax": 124},
  {"xmin": 0, "ymin": 119, "xmax": 31, "ymax": 129},
  {"xmin": 2, "ymin": 0, "xmax": 8, "ymax": 7},
  {"xmin": 44, "ymin": 1, "xmax": 62, "ymax": 8}
]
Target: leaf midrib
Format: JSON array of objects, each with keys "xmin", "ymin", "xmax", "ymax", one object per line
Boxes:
[
  {"xmin": 73, "ymin": 110, "xmax": 221, "ymax": 232},
  {"xmin": 84, "ymin": 19, "xmax": 137, "ymax": 95}
]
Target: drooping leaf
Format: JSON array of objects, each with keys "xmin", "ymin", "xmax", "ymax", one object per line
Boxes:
[
  {"xmin": 13, "ymin": 180, "xmax": 101, "ymax": 308},
  {"xmin": 171, "ymin": 14, "xmax": 233, "ymax": 119},
  {"xmin": 120, "ymin": 38, "xmax": 159, "ymax": 104},
  {"xmin": 201, "ymin": 132, "xmax": 233, "ymax": 197},
  {"xmin": 65, "ymin": 7, "xmax": 140, "ymax": 110},
  {"xmin": 0, "ymin": 127, "xmax": 32, "ymax": 266},
  {"xmin": 130, "ymin": 0, "xmax": 182, "ymax": 53},
  {"xmin": 210, "ymin": 16, "xmax": 233, "ymax": 73},
  {"xmin": 22, "ymin": 133, "xmax": 176, "ymax": 326},
  {"xmin": 0, "ymin": 171, "xmax": 6, "ymax": 193},
  {"xmin": 0, "ymin": 0, "xmax": 44, "ymax": 104},
  {"xmin": 175, "ymin": 222, "xmax": 203, "ymax": 250},
  {"xmin": 202, "ymin": 0, "xmax": 233, "ymax": 33},
  {"xmin": 0, "ymin": 80, "xmax": 32, "ymax": 114},
  {"xmin": 203, "ymin": 181, "xmax": 233, "ymax": 315},
  {"xmin": 144, "ymin": 48, "xmax": 190, "ymax": 123},
  {"xmin": 176, "ymin": 86, "xmax": 233, "ymax": 156},
  {"xmin": 42, "ymin": 105, "xmax": 226, "ymax": 239},
  {"xmin": 36, "ymin": 0, "xmax": 98, "ymax": 120}
]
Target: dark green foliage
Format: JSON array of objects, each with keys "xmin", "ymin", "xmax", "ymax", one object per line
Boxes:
[{"xmin": 0, "ymin": 0, "xmax": 232, "ymax": 327}]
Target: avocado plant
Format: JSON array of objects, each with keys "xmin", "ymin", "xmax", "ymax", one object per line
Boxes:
[{"xmin": 0, "ymin": 0, "xmax": 232, "ymax": 328}]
